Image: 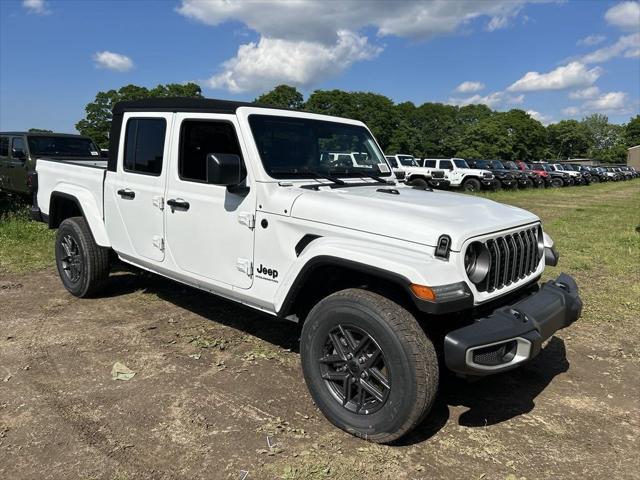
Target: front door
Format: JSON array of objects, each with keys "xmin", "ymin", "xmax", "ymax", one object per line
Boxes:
[
  {"xmin": 9, "ymin": 137, "xmax": 29, "ymax": 194},
  {"xmin": 0, "ymin": 136, "xmax": 9, "ymax": 190},
  {"xmin": 165, "ymin": 114, "xmax": 256, "ymax": 289},
  {"xmin": 104, "ymin": 113, "xmax": 171, "ymax": 263}
]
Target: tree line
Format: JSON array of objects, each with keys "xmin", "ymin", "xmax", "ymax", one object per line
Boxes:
[{"xmin": 76, "ymin": 83, "xmax": 639, "ymax": 163}]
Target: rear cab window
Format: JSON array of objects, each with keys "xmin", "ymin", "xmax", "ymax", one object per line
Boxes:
[
  {"xmin": 123, "ymin": 118, "xmax": 167, "ymax": 175},
  {"xmin": 423, "ymin": 160, "xmax": 436, "ymax": 168}
]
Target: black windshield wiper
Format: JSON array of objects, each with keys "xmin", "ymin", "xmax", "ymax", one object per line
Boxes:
[
  {"xmin": 331, "ymin": 167, "xmax": 392, "ymax": 184},
  {"xmin": 270, "ymin": 167, "xmax": 345, "ymax": 185}
]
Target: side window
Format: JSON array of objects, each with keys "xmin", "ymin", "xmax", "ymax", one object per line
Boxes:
[
  {"xmin": 179, "ymin": 120, "xmax": 243, "ymax": 183},
  {"xmin": 440, "ymin": 160, "xmax": 453, "ymax": 170},
  {"xmin": 386, "ymin": 157, "xmax": 399, "ymax": 168},
  {"xmin": 0, "ymin": 137, "xmax": 8, "ymax": 157},
  {"xmin": 424, "ymin": 160, "xmax": 436, "ymax": 168},
  {"xmin": 124, "ymin": 118, "xmax": 166, "ymax": 175},
  {"xmin": 11, "ymin": 137, "xmax": 26, "ymax": 159}
]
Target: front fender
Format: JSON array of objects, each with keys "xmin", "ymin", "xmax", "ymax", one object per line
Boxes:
[
  {"xmin": 50, "ymin": 185, "xmax": 111, "ymax": 247},
  {"xmin": 274, "ymin": 236, "xmax": 464, "ymax": 313}
]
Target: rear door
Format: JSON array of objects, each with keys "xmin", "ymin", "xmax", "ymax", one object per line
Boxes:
[
  {"xmin": 8, "ymin": 136, "xmax": 29, "ymax": 193},
  {"xmin": 164, "ymin": 114, "xmax": 256, "ymax": 289},
  {"xmin": 104, "ymin": 113, "xmax": 172, "ymax": 263}
]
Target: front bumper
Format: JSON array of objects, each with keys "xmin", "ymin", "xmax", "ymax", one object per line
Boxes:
[
  {"xmin": 443, "ymin": 273, "xmax": 582, "ymax": 376},
  {"xmin": 482, "ymin": 179, "xmax": 499, "ymax": 189},
  {"xmin": 498, "ymin": 178, "xmax": 516, "ymax": 188}
]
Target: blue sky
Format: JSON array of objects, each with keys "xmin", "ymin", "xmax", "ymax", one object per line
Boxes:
[{"xmin": 1, "ymin": 0, "xmax": 638, "ymax": 133}]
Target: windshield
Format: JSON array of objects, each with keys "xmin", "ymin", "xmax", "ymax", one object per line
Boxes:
[
  {"xmin": 473, "ymin": 160, "xmax": 491, "ymax": 169},
  {"xmin": 249, "ymin": 115, "xmax": 390, "ymax": 178},
  {"xmin": 398, "ymin": 155, "xmax": 418, "ymax": 167},
  {"xmin": 490, "ymin": 160, "xmax": 506, "ymax": 169},
  {"xmin": 453, "ymin": 159, "xmax": 469, "ymax": 169},
  {"xmin": 554, "ymin": 164, "xmax": 565, "ymax": 170},
  {"xmin": 521, "ymin": 163, "xmax": 531, "ymax": 170},
  {"xmin": 27, "ymin": 136, "xmax": 100, "ymax": 158},
  {"xmin": 504, "ymin": 161, "xmax": 518, "ymax": 170}
]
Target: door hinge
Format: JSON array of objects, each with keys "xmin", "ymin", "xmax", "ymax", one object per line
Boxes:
[
  {"xmin": 152, "ymin": 235, "xmax": 165, "ymax": 252},
  {"xmin": 236, "ymin": 258, "xmax": 253, "ymax": 277},
  {"xmin": 238, "ymin": 212, "xmax": 255, "ymax": 229},
  {"xmin": 153, "ymin": 196, "xmax": 164, "ymax": 211}
]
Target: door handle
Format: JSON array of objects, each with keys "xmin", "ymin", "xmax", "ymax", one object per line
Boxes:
[
  {"xmin": 117, "ymin": 188, "xmax": 135, "ymax": 199},
  {"xmin": 167, "ymin": 198, "xmax": 190, "ymax": 211}
]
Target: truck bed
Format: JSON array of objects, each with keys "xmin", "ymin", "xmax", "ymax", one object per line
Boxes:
[{"xmin": 35, "ymin": 158, "xmax": 107, "ymax": 222}]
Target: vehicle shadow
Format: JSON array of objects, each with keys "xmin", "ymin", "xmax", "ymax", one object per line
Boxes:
[
  {"xmin": 102, "ymin": 269, "xmax": 301, "ymax": 352},
  {"xmin": 100, "ymin": 270, "xmax": 569, "ymax": 446}
]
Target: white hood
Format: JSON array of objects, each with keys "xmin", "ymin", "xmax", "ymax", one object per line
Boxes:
[{"xmin": 289, "ymin": 184, "xmax": 538, "ymax": 251}]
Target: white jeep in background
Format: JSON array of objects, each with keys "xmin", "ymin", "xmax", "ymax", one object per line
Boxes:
[
  {"xmin": 31, "ymin": 98, "xmax": 582, "ymax": 444},
  {"xmin": 422, "ymin": 158, "xmax": 497, "ymax": 192},
  {"xmin": 385, "ymin": 154, "xmax": 450, "ymax": 189}
]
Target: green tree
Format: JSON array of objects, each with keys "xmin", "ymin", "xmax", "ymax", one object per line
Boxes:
[
  {"xmin": 624, "ymin": 115, "xmax": 640, "ymax": 147},
  {"xmin": 546, "ymin": 120, "xmax": 591, "ymax": 160},
  {"xmin": 581, "ymin": 114, "xmax": 626, "ymax": 163},
  {"xmin": 255, "ymin": 85, "xmax": 304, "ymax": 109},
  {"xmin": 28, "ymin": 128, "xmax": 53, "ymax": 133},
  {"xmin": 76, "ymin": 82, "xmax": 202, "ymax": 147}
]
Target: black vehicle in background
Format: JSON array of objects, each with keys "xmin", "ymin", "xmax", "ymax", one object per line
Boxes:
[
  {"xmin": 0, "ymin": 132, "xmax": 104, "ymax": 196},
  {"xmin": 466, "ymin": 159, "xmax": 518, "ymax": 189}
]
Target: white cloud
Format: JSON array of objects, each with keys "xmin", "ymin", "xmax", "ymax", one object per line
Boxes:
[
  {"xmin": 569, "ymin": 86, "xmax": 600, "ymax": 99},
  {"xmin": 206, "ymin": 31, "xmax": 381, "ymax": 93},
  {"xmin": 22, "ymin": 0, "xmax": 49, "ymax": 15},
  {"xmin": 583, "ymin": 91, "xmax": 629, "ymax": 113},
  {"xmin": 177, "ymin": 0, "xmax": 547, "ymax": 92},
  {"xmin": 455, "ymin": 81, "xmax": 486, "ymax": 93},
  {"xmin": 507, "ymin": 61, "xmax": 602, "ymax": 92},
  {"xmin": 93, "ymin": 51, "xmax": 134, "ymax": 72},
  {"xmin": 177, "ymin": 0, "xmax": 539, "ymax": 43},
  {"xmin": 448, "ymin": 91, "xmax": 524, "ymax": 108},
  {"xmin": 605, "ymin": 1, "xmax": 640, "ymax": 31},
  {"xmin": 577, "ymin": 34, "xmax": 606, "ymax": 46},
  {"xmin": 581, "ymin": 33, "xmax": 640, "ymax": 63},
  {"xmin": 562, "ymin": 106, "xmax": 581, "ymax": 116},
  {"xmin": 527, "ymin": 110, "xmax": 553, "ymax": 125}
]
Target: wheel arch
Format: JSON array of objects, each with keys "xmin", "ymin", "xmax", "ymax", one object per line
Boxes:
[{"xmin": 49, "ymin": 190, "xmax": 111, "ymax": 247}]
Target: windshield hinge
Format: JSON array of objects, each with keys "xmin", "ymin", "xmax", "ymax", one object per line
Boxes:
[
  {"xmin": 238, "ymin": 212, "xmax": 255, "ymax": 229},
  {"xmin": 236, "ymin": 258, "xmax": 253, "ymax": 277}
]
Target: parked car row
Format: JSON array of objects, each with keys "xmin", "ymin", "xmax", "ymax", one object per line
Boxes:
[{"xmin": 385, "ymin": 153, "xmax": 638, "ymax": 192}]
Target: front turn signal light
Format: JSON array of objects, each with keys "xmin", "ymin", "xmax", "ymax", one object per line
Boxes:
[{"xmin": 410, "ymin": 284, "xmax": 437, "ymax": 301}]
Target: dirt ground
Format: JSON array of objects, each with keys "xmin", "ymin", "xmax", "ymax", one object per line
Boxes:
[{"xmin": 1, "ymin": 265, "xmax": 638, "ymax": 480}]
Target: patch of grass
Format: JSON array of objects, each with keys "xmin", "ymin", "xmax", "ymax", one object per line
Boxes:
[{"xmin": 0, "ymin": 195, "xmax": 55, "ymax": 274}]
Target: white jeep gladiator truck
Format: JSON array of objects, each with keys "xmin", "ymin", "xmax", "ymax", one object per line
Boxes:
[
  {"xmin": 32, "ymin": 98, "xmax": 582, "ymax": 443},
  {"xmin": 422, "ymin": 158, "xmax": 497, "ymax": 192}
]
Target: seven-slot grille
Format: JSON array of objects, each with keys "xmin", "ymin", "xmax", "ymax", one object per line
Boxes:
[{"xmin": 474, "ymin": 225, "xmax": 541, "ymax": 293}]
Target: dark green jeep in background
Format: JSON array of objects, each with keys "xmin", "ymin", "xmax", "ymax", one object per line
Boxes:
[{"xmin": 0, "ymin": 132, "xmax": 105, "ymax": 196}]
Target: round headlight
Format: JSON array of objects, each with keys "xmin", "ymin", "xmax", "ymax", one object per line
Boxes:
[{"xmin": 465, "ymin": 242, "xmax": 490, "ymax": 284}]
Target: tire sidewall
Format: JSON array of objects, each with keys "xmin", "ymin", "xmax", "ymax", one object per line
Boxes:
[
  {"xmin": 462, "ymin": 178, "xmax": 481, "ymax": 192},
  {"xmin": 301, "ymin": 296, "xmax": 420, "ymax": 439},
  {"xmin": 55, "ymin": 219, "xmax": 91, "ymax": 297},
  {"xmin": 407, "ymin": 177, "xmax": 428, "ymax": 189}
]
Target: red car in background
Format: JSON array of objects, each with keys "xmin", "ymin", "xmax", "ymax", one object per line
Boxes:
[{"xmin": 515, "ymin": 161, "xmax": 551, "ymax": 187}]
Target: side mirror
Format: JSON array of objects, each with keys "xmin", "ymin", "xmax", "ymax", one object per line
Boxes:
[
  {"xmin": 12, "ymin": 148, "xmax": 26, "ymax": 159},
  {"xmin": 206, "ymin": 153, "xmax": 247, "ymax": 190}
]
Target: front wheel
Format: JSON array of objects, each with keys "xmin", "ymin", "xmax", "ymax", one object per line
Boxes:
[
  {"xmin": 550, "ymin": 177, "xmax": 563, "ymax": 188},
  {"xmin": 462, "ymin": 178, "xmax": 481, "ymax": 192},
  {"xmin": 407, "ymin": 177, "xmax": 429, "ymax": 189},
  {"xmin": 300, "ymin": 289, "xmax": 439, "ymax": 443},
  {"xmin": 55, "ymin": 217, "xmax": 110, "ymax": 297}
]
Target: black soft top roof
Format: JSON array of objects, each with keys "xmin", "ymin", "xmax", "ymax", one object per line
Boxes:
[
  {"xmin": 112, "ymin": 97, "xmax": 289, "ymax": 115},
  {"xmin": 0, "ymin": 131, "xmax": 89, "ymax": 138}
]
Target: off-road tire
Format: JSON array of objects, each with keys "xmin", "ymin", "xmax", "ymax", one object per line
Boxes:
[
  {"xmin": 300, "ymin": 288, "xmax": 439, "ymax": 444},
  {"xmin": 55, "ymin": 216, "xmax": 110, "ymax": 298},
  {"xmin": 407, "ymin": 177, "xmax": 429, "ymax": 189},
  {"xmin": 550, "ymin": 177, "xmax": 563, "ymax": 188},
  {"xmin": 462, "ymin": 178, "xmax": 481, "ymax": 192}
]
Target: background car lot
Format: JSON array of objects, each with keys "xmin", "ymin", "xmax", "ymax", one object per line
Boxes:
[{"xmin": 1, "ymin": 181, "xmax": 638, "ymax": 480}]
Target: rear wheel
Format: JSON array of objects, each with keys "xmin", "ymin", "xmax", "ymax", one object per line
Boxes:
[
  {"xmin": 407, "ymin": 177, "xmax": 429, "ymax": 189},
  {"xmin": 462, "ymin": 178, "xmax": 481, "ymax": 192},
  {"xmin": 55, "ymin": 217, "xmax": 110, "ymax": 297},
  {"xmin": 300, "ymin": 289, "xmax": 438, "ymax": 444}
]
